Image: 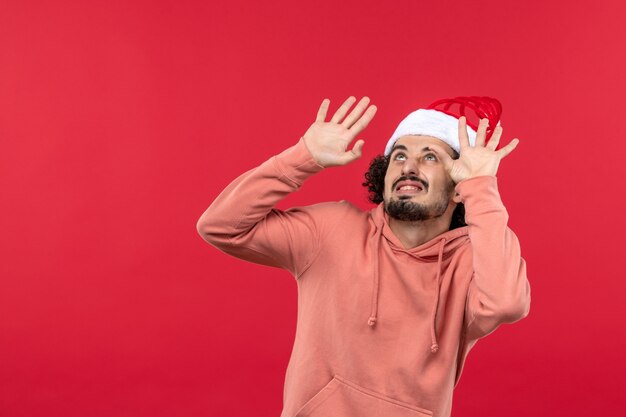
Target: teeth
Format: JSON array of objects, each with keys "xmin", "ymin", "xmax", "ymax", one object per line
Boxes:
[{"xmin": 399, "ymin": 186, "xmax": 420, "ymax": 191}]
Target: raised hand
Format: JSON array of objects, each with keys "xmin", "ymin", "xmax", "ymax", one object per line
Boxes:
[
  {"xmin": 302, "ymin": 96, "xmax": 377, "ymax": 168},
  {"xmin": 430, "ymin": 116, "xmax": 520, "ymax": 184}
]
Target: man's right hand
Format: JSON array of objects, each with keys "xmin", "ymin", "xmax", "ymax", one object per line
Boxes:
[{"xmin": 302, "ymin": 96, "xmax": 377, "ymax": 168}]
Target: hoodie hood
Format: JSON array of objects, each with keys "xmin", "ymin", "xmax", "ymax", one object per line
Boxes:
[{"xmin": 367, "ymin": 203, "xmax": 470, "ymax": 354}]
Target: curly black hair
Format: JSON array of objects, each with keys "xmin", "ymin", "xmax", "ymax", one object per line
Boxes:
[{"xmin": 362, "ymin": 154, "xmax": 467, "ymax": 230}]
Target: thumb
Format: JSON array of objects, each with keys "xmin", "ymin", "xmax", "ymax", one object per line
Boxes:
[
  {"xmin": 338, "ymin": 139, "xmax": 365, "ymax": 165},
  {"xmin": 351, "ymin": 139, "xmax": 365, "ymax": 158}
]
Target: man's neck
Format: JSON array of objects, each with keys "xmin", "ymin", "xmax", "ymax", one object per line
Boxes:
[{"xmin": 388, "ymin": 215, "xmax": 452, "ymax": 249}]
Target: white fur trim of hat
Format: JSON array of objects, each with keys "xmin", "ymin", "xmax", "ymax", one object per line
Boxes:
[{"xmin": 384, "ymin": 109, "xmax": 477, "ymax": 156}]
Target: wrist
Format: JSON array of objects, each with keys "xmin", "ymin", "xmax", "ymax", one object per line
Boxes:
[
  {"xmin": 301, "ymin": 136, "xmax": 326, "ymax": 167},
  {"xmin": 297, "ymin": 137, "xmax": 326, "ymax": 170}
]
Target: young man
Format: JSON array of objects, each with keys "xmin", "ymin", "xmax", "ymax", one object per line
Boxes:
[{"xmin": 196, "ymin": 96, "xmax": 531, "ymax": 417}]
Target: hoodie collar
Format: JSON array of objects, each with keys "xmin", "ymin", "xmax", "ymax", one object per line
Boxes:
[
  {"xmin": 367, "ymin": 203, "xmax": 470, "ymax": 354},
  {"xmin": 375, "ymin": 203, "xmax": 469, "ymax": 255}
]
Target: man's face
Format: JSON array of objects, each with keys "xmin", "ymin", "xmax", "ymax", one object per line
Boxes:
[{"xmin": 383, "ymin": 135, "xmax": 458, "ymax": 222}]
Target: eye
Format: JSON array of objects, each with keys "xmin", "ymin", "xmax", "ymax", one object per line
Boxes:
[
  {"xmin": 393, "ymin": 152, "xmax": 407, "ymax": 161},
  {"xmin": 424, "ymin": 153, "xmax": 437, "ymax": 161}
]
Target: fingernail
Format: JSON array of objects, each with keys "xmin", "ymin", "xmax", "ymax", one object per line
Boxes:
[{"xmin": 497, "ymin": 120, "xmax": 501, "ymax": 126}]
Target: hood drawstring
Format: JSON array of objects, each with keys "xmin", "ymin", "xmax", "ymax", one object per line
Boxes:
[
  {"xmin": 429, "ymin": 237, "xmax": 446, "ymax": 353},
  {"xmin": 367, "ymin": 225, "xmax": 383, "ymax": 327},
  {"xmin": 367, "ymin": 226, "xmax": 448, "ymax": 355}
]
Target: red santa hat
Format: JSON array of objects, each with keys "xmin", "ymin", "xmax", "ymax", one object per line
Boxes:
[{"xmin": 384, "ymin": 96, "xmax": 502, "ymax": 156}]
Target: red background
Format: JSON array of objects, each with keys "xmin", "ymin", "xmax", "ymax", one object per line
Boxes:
[{"xmin": 2, "ymin": 0, "xmax": 625, "ymax": 416}]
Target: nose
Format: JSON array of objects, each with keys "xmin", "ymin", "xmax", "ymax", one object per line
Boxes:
[{"xmin": 401, "ymin": 157, "xmax": 419, "ymax": 176}]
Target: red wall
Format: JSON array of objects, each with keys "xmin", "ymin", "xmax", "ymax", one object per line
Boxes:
[{"xmin": 1, "ymin": 0, "xmax": 625, "ymax": 416}]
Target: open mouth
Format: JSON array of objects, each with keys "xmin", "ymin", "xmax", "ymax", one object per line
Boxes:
[{"xmin": 395, "ymin": 180, "xmax": 425, "ymax": 195}]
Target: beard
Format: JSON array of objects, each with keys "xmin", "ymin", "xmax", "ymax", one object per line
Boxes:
[
  {"xmin": 385, "ymin": 197, "xmax": 450, "ymax": 221},
  {"xmin": 384, "ymin": 180, "xmax": 454, "ymax": 222}
]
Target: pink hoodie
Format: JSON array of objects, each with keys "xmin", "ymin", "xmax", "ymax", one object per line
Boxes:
[{"xmin": 197, "ymin": 138, "xmax": 531, "ymax": 417}]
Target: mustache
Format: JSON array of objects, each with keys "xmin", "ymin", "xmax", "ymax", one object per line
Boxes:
[{"xmin": 392, "ymin": 175, "xmax": 428, "ymax": 191}]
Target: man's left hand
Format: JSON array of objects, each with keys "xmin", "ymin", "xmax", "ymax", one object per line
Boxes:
[{"xmin": 431, "ymin": 116, "xmax": 519, "ymax": 184}]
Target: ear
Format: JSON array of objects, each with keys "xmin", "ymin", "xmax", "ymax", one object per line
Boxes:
[{"xmin": 452, "ymin": 191, "xmax": 462, "ymax": 204}]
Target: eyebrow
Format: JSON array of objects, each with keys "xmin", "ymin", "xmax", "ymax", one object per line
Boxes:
[
  {"xmin": 390, "ymin": 144, "xmax": 408, "ymax": 154},
  {"xmin": 390, "ymin": 145, "xmax": 437, "ymax": 154}
]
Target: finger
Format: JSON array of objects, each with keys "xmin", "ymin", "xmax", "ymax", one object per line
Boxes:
[
  {"xmin": 341, "ymin": 96, "xmax": 370, "ymax": 128},
  {"xmin": 316, "ymin": 99, "xmax": 330, "ymax": 122},
  {"xmin": 475, "ymin": 118, "xmax": 489, "ymax": 147},
  {"xmin": 486, "ymin": 122, "xmax": 503, "ymax": 150},
  {"xmin": 330, "ymin": 96, "xmax": 357, "ymax": 123},
  {"xmin": 338, "ymin": 139, "xmax": 365, "ymax": 165},
  {"xmin": 496, "ymin": 138, "xmax": 519, "ymax": 158},
  {"xmin": 350, "ymin": 139, "xmax": 365, "ymax": 159},
  {"xmin": 347, "ymin": 105, "xmax": 377, "ymax": 137},
  {"xmin": 458, "ymin": 116, "xmax": 471, "ymax": 149}
]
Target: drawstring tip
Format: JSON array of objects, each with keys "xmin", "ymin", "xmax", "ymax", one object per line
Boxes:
[
  {"xmin": 430, "ymin": 343, "xmax": 439, "ymax": 353},
  {"xmin": 367, "ymin": 316, "xmax": 377, "ymax": 326}
]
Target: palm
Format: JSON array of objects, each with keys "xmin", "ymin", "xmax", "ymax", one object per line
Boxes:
[
  {"xmin": 302, "ymin": 96, "xmax": 377, "ymax": 168},
  {"xmin": 302, "ymin": 122, "xmax": 352, "ymax": 164},
  {"xmin": 435, "ymin": 116, "xmax": 520, "ymax": 183},
  {"xmin": 447, "ymin": 145, "xmax": 502, "ymax": 183}
]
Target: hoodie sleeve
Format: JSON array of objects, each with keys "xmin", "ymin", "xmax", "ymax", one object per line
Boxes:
[
  {"xmin": 196, "ymin": 137, "xmax": 329, "ymax": 277},
  {"xmin": 455, "ymin": 175, "xmax": 531, "ymax": 341}
]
